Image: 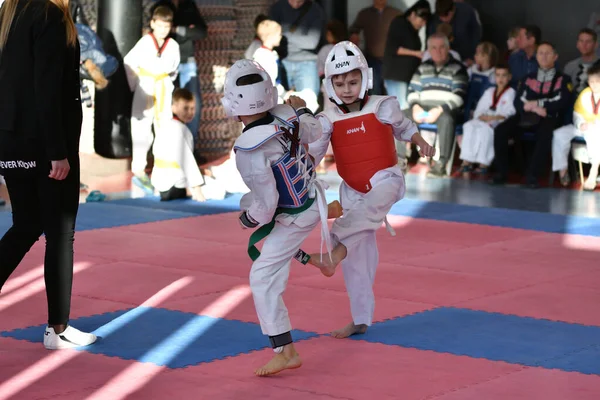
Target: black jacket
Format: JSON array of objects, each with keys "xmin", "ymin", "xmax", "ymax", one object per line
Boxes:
[
  {"xmin": 0, "ymin": 0, "xmax": 82, "ymax": 167},
  {"xmin": 383, "ymin": 16, "xmax": 422, "ymax": 83}
]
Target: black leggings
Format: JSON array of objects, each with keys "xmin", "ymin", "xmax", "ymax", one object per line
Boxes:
[{"xmin": 0, "ymin": 158, "xmax": 80, "ymax": 325}]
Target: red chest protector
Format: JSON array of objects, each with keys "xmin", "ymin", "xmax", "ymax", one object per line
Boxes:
[{"xmin": 323, "ymin": 96, "xmax": 398, "ymax": 193}]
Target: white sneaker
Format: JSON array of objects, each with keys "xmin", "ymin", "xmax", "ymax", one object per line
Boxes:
[{"xmin": 43, "ymin": 325, "xmax": 97, "ymax": 350}]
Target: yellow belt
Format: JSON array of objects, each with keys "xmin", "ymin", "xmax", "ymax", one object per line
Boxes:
[
  {"xmin": 138, "ymin": 68, "xmax": 170, "ymax": 124},
  {"xmin": 154, "ymin": 159, "xmax": 181, "ymax": 169}
]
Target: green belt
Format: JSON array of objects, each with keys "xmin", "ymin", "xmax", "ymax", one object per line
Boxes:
[{"xmin": 247, "ymin": 196, "xmax": 315, "ymax": 264}]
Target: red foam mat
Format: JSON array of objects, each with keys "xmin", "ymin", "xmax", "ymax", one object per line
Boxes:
[
  {"xmin": 162, "ymin": 282, "xmax": 433, "ymax": 334},
  {"xmin": 434, "ymin": 367, "xmax": 600, "ymax": 400},
  {"xmin": 181, "ymin": 336, "xmax": 524, "ymax": 400},
  {"xmin": 460, "ymin": 282, "xmax": 600, "ymax": 326},
  {"xmin": 69, "ymin": 261, "xmax": 248, "ymax": 306},
  {"xmin": 73, "ymin": 228, "xmax": 231, "ymax": 263},
  {"xmin": 290, "ymin": 262, "xmax": 526, "ymax": 307}
]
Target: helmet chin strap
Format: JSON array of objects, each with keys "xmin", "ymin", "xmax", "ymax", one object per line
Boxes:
[{"xmin": 332, "ymin": 92, "xmax": 370, "ymax": 114}]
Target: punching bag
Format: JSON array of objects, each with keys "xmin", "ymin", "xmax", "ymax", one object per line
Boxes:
[{"xmin": 94, "ymin": 0, "xmax": 143, "ymax": 159}]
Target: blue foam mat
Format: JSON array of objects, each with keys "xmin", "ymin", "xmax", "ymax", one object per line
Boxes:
[
  {"xmin": 1, "ymin": 307, "xmax": 319, "ymax": 369},
  {"xmin": 108, "ymin": 193, "xmax": 243, "ymax": 215},
  {"xmin": 352, "ymin": 307, "xmax": 600, "ymax": 375},
  {"xmin": 3, "ymin": 306, "xmax": 599, "ymax": 374},
  {"xmin": 0, "ymin": 202, "xmax": 195, "ymax": 234}
]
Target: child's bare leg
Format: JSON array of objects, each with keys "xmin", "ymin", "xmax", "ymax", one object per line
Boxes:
[
  {"xmin": 255, "ymin": 343, "xmax": 302, "ymax": 377},
  {"xmin": 308, "ymin": 242, "xmax": 347, "ymax": 277},
  {"xmin": 584, "ymin": 162, "xmax": 600, "ymax": 190},
  {"xmin": 331, "ymin": 322, "xmax": 368, "ymax": 339}
]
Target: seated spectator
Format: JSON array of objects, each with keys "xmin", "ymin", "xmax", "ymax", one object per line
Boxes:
[
  {"xmin": 552, "ymin": 28, "xmax": 599, "ymax": 186},
  {"xmin": 564, "ymin": 28, "xmax": 599, "ymax": 96},
  {"xmin": 151, "ymin": 89, "xmax": 226, "ymax": 202},
  {"xmin": 245, "ymin": 14, "xmax": 269, "ymax": 59},
  {"xmin": 463, "ymin": 41, "xmax": 499, "ymax": 119},
  {"xmin": 459, "ymin": 64, "xmax": 516, "ymax": 178},
  {"xmin": 405, "ymin": 33, "xmax": 469, "ymax": 177},
  {"xmin": 509, "ymin": 25, "xmax": 541, "ymax": 87},
  {"xmin": 554, "ymin": 63, "xmax": 600, "ymax": 190},
  {"xmin": 427, "ymin": 0, "xmax": 481, "ymax": 66},
  {"xmin": 575, "ymin": 63, "xmax": 600, "ymax": 191},
  {"xmin": 504, "ymin": 27, "xmax": 520, "ymax": 62},
  {"xmin": 493, "ymin": 42, "xmax": 572, "ymax": 188},
  {"xmin": 422, "ymin": 23, "xmax": 461, "ymax": 63}
]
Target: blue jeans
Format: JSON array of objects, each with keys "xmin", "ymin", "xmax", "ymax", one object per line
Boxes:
[
  {"xmin": 384, "ymin": 80, "xmax": 409, "ymax": 110},
  {"xmin": 384, "ymin": 80, "xmax": 410, "ymax": 159},
  {"xmin": 281, "ymin": 59, "xmax": 320, "ymax": 97},
  {"xmin": 178, "ymin": 61, "xmax": 201, "ymax": 144}
]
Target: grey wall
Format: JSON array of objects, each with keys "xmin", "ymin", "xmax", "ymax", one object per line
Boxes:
[{"xmin": 467, "ymin": 0, "xmax": 599, "ymax": 64}]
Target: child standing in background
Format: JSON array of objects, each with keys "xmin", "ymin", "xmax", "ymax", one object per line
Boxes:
[{"xmin": 124, "ymin": 6, "xmax": 180, "ymax": 194}]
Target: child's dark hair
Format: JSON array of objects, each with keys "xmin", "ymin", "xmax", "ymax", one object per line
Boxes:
[
  {"xmin": 495, "ymin": 62, "xmax": 511, "ymax": 73},
  {"xmin": 579, "ymin": 27, "xmax": 598, "ymax": 43},
  {"xmin": 236, "ymin": 74, "xmax": 264, "ymax": 86},
  {"xmin": 587, "ymin": 62, "xmax": 600, "ymax": 78},
  {"xmin": 152, "ymin": 6, "xmax": 174, "ymax": 23},
  {"xmin": 538, "ymin": 41, "xmax": 557, "ymax": 52},
  {"xmin": 327, "ymin": 20, "xmax": 348, "ymax": 43},
  {"xmin": 173, "ymin": 88, "xmax": 194, "ymax": 103},
  {"xmin": 254, "ymin": 14, "xmax": 269, "ymax": 31}
]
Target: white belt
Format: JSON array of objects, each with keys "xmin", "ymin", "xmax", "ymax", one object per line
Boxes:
[{"xmin": 311, "ymin": 179, "xmax": 333, "ymax": 263}]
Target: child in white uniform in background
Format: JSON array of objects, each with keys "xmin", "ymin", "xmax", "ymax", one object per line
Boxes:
[
  {"xmin": 222, "ymin": 60, "xmax": 340, "ymax": 377},
  {"xmin": 252, "ymin": 20, "xmax": 282, "ymax": 89},
  {"xmin": 553, "ymin": 62, "xmax": 600, "ymax": 190},
  {"xmin": 124, "ymin": 6, "xmax": 180, "ymax": 194},
  {"xmin": 151, "ymin": 88, "xmax": 225, "ymax": 201},
  {"xmin": 459, "ymin": 64, "xmax": 516, "ymax": 177},
  {"xmin": 308, "ymin": 42, "xmax": 435, "ymax": 339}
]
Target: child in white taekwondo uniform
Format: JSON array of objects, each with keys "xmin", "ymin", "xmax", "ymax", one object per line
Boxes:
[
  {"xmin": 459, "ymin": 65, "xmax": 516, "ymax": 177},
  {"xmin": 222, "ymin": 60, "xmax": 342, "ymax": 377},
  {"xmin": 124, "ymin": 6, "xmax": 180, "ymax": 194},
  {"xmin": 308, "ymin": 41, "xmax": 435, "ymax": 339},
  {"xmin": 151, "ymin": 88, "xmax": 226, "ymax": 201}
]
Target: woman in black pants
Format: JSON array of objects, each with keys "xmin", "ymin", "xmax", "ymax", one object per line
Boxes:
[{"xmin": 0, "ymin": 0, "xmax": 96, "ymax": 349}]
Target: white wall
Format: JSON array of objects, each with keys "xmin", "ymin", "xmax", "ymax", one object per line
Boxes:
[{"xmin": 346, "ymin": 0, "xmax": 436, "ymax": 50}]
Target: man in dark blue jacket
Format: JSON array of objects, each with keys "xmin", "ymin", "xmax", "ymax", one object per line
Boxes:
[{"xmin": 493, "ymin": 42, "xmax": 572, "ymax": 188}]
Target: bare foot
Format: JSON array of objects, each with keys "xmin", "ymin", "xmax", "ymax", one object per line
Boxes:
[
  {"xmin": 327, "ymin": 200, "xmax": 343, "ymax": 219},
  {"xmin": 331, "ymin": 322, "xmax": 368, "ymax": 339},
  {"xmin": 583, "ymin": 178, "xmax": 597, "ymax": 191},
  {"xmin": 308, "ymin": 243, "xmax": 347, "ymax": 277},
  {"xmin": 255, "ymin": 344, "xmax": 302, "ymax": 377}
]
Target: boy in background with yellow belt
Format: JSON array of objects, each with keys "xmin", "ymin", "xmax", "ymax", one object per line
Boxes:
[
  {"xmin": 151, "ymin": 88, "xmax": 226, "ymax": 201},
  {"xmin": 124, "ymin": 6, "xmax": 180, "ymax": 194}
]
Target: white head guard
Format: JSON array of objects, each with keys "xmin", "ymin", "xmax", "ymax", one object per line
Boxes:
[
  {"xmin": 323, "ymin": 41, "xmax": 373, "ymax": 106},
  {"xmin": 221, "ymin": 59, "xmax": 278, "ymax": 117}
]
